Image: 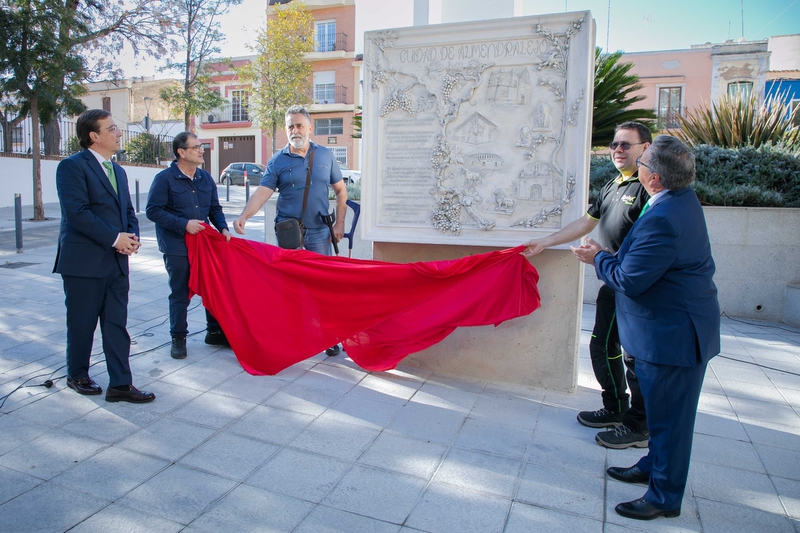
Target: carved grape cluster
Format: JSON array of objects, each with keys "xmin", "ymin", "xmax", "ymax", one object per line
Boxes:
[
  {"xmin": 432, "ymin": 200, "xmax": 461, "ymax": 234},
  {"xmin": 371, "ymin": 69, "xmax": 388, "ymax": 92},
  {"xmin": 441, "ymin": 74, "xmax": 459, "ymax": 103},
  {"xmin": 380, "ymin": 89, "xmax": 414, "ymax": 117}
]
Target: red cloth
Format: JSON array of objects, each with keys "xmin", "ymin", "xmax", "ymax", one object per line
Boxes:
[{"xmin": 187, "ymin": 226, "xmax": 540, "ymax": 375}]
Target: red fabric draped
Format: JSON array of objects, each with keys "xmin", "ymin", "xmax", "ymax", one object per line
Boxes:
[{"xmin": 186, "ymin": 226, "xmax": 541, "ymax": 375}]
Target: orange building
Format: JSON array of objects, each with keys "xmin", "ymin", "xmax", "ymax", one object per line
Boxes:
[{"xmin": 195, "ymin": 0, "xmax": 362, "ymax": 180}]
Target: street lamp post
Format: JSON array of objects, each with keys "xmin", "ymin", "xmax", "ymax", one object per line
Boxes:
[{"xmin": 142, "ymin": 96, "xmax": 159, "ymax": 165}]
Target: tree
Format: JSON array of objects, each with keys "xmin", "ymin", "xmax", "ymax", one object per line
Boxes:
[
  {"xmin": 592, "ymin": 47, "xmax": 656, "ymax": 148},
  {"xmin": 237, "ymin": 0, "xmax": 314, "ymax": 154},
  {"xmin": 0, "ymin": 0, "xmax": 176, "ymax": 220},
  {"xmin": 160, "ymin": 0, "xmax": 241, "ymax": 130},
  {"xmin": 352, "ymin": 105, "xmax": 362, "ymax": 139}
]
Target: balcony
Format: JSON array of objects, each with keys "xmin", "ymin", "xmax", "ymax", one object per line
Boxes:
[
  {"xmin": 202, "ymin": 103, "xmax": 250, "ymax": 124},
  {"xmin": 313, "ymin": 85, "xmax": 348, "ymax": 105},
  {"xmin": 315, "ymin": 32, "xmax": 348, "ymax": 53}
]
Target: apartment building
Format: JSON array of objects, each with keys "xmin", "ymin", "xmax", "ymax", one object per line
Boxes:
[{"xmin": 196, "ymin": 0, "xmax": 362, "ymax": 179}]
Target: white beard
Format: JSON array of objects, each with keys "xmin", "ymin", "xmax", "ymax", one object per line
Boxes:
[{"xmin": 289, "ymin": 137, "xmax": 305, "ymax": 150}]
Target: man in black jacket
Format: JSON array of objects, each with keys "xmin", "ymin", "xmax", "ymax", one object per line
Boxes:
[{"xmin": 146, "ymin": 132, "xmax": 231, "ymax": 359}]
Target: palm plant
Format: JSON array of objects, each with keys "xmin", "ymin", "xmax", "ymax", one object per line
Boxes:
[
  {"xmin": 591, "ymin": 48, "xmax": 656, "ymax": 147},
  {"xmin": 673, "ymin": 91, "xmax": 800, "ymax": 151}
]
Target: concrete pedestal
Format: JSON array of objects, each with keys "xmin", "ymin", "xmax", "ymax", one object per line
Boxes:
[{"xmin": 374, "ymin": 242, "xmax": 582, "ymax": 391}]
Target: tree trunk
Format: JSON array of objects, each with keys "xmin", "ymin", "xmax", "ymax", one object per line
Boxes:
[
  {"xmin": 271, "ymin": 122, "xmax": 277, "ymax": 155},
  {"xmin": 31, "ymin": 98, "xmax": 44, "ymax": 220},
  {"xmin": 42, "ymin": 118, "xmax": 61, "ymax": 156}
]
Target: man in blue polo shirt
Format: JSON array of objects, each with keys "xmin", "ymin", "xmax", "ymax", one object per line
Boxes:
[
  {"xmin": 522, "ymin": 121, "xmax": 652, "ymax": 450},
  {"xmin": 147, "ymin": 132, "xmax": 232, "ymax": 360},
  {"xmin": 234, "ymin": 105, "xmax": 348, "ymax": 356}
]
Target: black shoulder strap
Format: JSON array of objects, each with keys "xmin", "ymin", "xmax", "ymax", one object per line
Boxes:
[{"xmin": 300, "ymin": 148, "xmax": 314, "ymax": 225}]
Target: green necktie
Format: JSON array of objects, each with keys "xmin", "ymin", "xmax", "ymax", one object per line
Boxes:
[
  {"xmin": 639, "ymin": 199, "xmax": 651, "ymax": 217},
  {"xmin": 102, "ymin": 161, "xmax": 118, "ymax": 194}
]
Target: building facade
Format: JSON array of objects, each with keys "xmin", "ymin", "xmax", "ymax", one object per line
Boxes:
[{"xmin": 195, "ymin": 0, "xmax": 362, "ymax": 180}]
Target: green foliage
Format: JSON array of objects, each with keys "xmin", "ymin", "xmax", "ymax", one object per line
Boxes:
[
  {"xmin": 674, "ymin": 91, "xmax": 800, "ymax": 151},
  {"xmin": 238, "ymin": 1, "xmax": 314, "ymax": 152},
  {"xmin": 592, "ymin": 48, "xmax": 656, "ymax": 147},
  {"xmin": 692, "ymin": 144, "xmax": 800, "ymax": 207},
  {"xmin": 588, "ymin": 155, "xmax": 618, "ymax": 203},
  {"xmin": 125, "ymin": 133, "xmax": 169, "ymax": 164},
  {"xmin": 65, "ymin": 135, "xmax": 81, "ymax": 156},
  {"xmin": 588, "ymin": 144, "xmax": 800, "ymax": 207},
  {"xmin": 352, "ymin": 105, "xmax": 362, "ymax": 139},
  {"xmin": 328, "ymin": 183, "xmax": 360, "ymax": 202},
  {"xmin": 160, "ymin": 80, "xmax": 226, "ymax": 130}
]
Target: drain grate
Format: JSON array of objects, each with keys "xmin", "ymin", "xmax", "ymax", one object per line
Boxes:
[{"xmin": 0, "ymin": 262, "xmax": 39, "ymax": 269}]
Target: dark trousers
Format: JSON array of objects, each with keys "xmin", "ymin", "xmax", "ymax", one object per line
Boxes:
[
  {"xmin": 62, "ymin": 271, "xmax": 132, "ymax": 388},
  {"xmin": 163, "ymin": 254, "xmax": 221, "ymax": 337},
  {"xmin": 636, "ymin": 358, "xmax": 707, "ymax": 511},
  {"xmin": 591, "ymin": 284, "xmax": 647, "ymax": 431}
]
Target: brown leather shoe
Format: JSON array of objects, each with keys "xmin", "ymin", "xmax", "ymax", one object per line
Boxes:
[
  {"xmin": 105, "ymin": 385, "xmax": 155, "ymax": 403},
  {"xmin": 66, "ymin": 376, "xmax": 102, "ymax": 395}
]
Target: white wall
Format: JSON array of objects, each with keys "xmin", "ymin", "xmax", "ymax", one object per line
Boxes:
[{"xmin": 0, "ymin": 156, "xmax": 162, "ymax": 208}]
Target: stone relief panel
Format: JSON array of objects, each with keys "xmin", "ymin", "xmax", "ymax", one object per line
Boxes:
[{"xmin": 362, "ymin": 12, "xmax": 595, "ymax": 246}]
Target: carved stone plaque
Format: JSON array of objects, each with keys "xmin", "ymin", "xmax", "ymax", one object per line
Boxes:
[{"xmin": 362, "ymin": 12, "xmax": 595, "ymax": 246}]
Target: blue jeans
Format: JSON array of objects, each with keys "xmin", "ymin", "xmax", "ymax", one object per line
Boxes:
[{"xmin": 302, "ymin": 226, "xmax": 332, "ymax": 256}]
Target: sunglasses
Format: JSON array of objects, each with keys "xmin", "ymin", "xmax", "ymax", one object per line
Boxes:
[{"xmin": 609, "ymin": 141, "xmax": 645, "ymax": 151}]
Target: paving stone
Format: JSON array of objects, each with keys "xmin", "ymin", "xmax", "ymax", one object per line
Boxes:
[
  {"xmin": 504, "ymin": 501, "xmax": 603, "ymax": 533},
  {"xmin": 68, "ymin": 503, "xmax": 184, "ymax": 533},
  {"xmin": 453, "ymin": 417, "xmax": 532, "ymax": 460},
  {"xmin": 169, "ymin": 392, "xmax": 256, "ymax": 429},
  {"xmin": 0, "ymin": 430, "xmax": 107, "ymax": 480},
  {"xmin": 293, "ymin": 505, "xmax": 401, "ymax": 533},
  {"xmin": 115, "ymin": 417, "xmax": 216, "ymax": 463},
  {"xmin": 386, "ymin": 401, "xmax": 467, "ymax": 444},
  {"xmin": 358, "ymin": 432, "xmax": 447, "ymax": 480},
  {"xmin": 247, "ymin": 448, "xmax": 351, "ymax": 503},
  {"xmin": 516, "ymin": 461, "xmax": 604, "ymax": 520},
  {"xmin": 263, "ymin": 381, "xmax": 344, "ymax": 417},
  {"xmin": 433, "ymin": 447, "xmax": 522, "ymax": 498},
  {"xmin": 694, "ymin": 497, "xmax": 796, "ymax": 533},
  {"xmin": 290, "ymin": 417, "xmax": 380, "ymax": 462},
  {"xmin": 0, "ymin": 481, "xmax": 109, "ymax": 533},
  {"xmin": 227, "ymin": 404, "xmax": 316, "ymax": 445},
  {"xmin": 0, "ymin": 464, "xmax": 42, "ymax": 505},
  {"xmin": 405, "ymin": 481, "xmax": 510, "ymax": 533},
  {"xmin": 318, "ymin": 393, "xmax": 404, "ymax": 430},
  {"xmin": 179, "ymin": 432, "xmax": 278, "ymax": 481}
]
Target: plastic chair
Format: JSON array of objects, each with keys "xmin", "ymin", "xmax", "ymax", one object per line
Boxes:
[{"xmin": 341, "ymin": 199, "xmax": 361, "ymax": 257}]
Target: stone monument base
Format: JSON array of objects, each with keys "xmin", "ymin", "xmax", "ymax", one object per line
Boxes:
[{"xmin": 373, "ymin": 242, "xmax": 582, "ymax": 391}]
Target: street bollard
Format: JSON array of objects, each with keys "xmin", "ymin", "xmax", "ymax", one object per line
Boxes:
[
  {"xmin": 245, "ymin": 177, "xmax": 250, "ymax": 202},
  {"xmin": 14, "ymin": 193, "xmax": 23, "ymax": 253},
  {"xmin": 263, "ymin": 203, "xmax": 268, "ymax": 243},
  {"xmin": 135, "ymin": 179, "xmax": 140, "ymax": 212},
  {"xmin": 226, "ymin": 175, "xmax": 230, "ymax": 202}
]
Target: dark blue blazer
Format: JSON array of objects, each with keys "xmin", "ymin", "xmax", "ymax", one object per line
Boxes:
[
  {"xmin": 53, "ymin": 149, "xmax": 139, "ymax": 278},
  {"xmin": 594, "ymin": 187, "xmax": 720, "ymax": 367}
]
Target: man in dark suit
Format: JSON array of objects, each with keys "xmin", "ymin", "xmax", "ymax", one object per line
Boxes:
[
  {"xmin": 573, "ymin": 135, "xmax": 720, "ymax": 520},
  {"xmin": 54, "ymin": 109, "xmax": 155, "ymax": 403}
]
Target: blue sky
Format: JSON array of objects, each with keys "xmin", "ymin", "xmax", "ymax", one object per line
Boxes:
[{"xmin": 121, "ymin": 0, "xmax": 800, "ymax": 77}]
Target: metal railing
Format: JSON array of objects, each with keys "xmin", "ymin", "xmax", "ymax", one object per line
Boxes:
[
  {"xmin": 315, "ymin": 32, "xmax": 348, "ymax": 53},
  {"xmin": 314, "ymin": 85, "xmax": 348, "ymax": 105},
  {"xmin": 202, "ymin": 103, "xmax": 251, "ymax": 124},
  {"xmin": 0, "ymin": 116, "xmax": 173, "ymax": 164}
]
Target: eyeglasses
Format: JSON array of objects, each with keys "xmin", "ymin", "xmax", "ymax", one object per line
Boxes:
[
  {"xmin": 609, "ymin": 141, "xmax": 645, "ymax": 151},
  {"xmin": 104, "ymin": 125, "xmax": 120, "ymax": 132},
  {"xmin": 182, "ymin": 145, "xmax": 204, "ymax": 152},
  {"xmin": 635, "ymin": 156, "xmax": 655, "ymax": 173}
]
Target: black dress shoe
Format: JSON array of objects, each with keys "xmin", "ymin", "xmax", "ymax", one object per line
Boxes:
[
  {"xmin": 326, "ymin": 344, "xmax": 340, "ymax": 356},
  {"xmin": 615, "ymin": 498, "xmax": 680, "ymax": 520},
  {"xmin": 66, "ymin": 376, "xmax": 102, "ymax": 395},
  {"xmin": 105, "ymin": 385, "xmax": 156, "ymax": 403},
  {"xmin": 607, "ymin": 465, "xmax": 649, "ymax": 485}
]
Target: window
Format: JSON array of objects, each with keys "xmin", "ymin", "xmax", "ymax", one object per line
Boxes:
[
  {"xmin": 330, "ymin": 147, "xmax": 347, "ymax": 165},
  {"xmin": 315, "ymin": 21, "xmax": 336, "ymax": 52},
  {"xmin": 727, "ymin": 81, "xmax": 753, "ymax": 99},
  {"xmin": 657, "ymin": 87, "xmax": 682, "ymax": 129},
  {"xmin": 12, "ymin": 125, "xmax": 23, "ymax": 144},
  {"xmin": 790, "ymin": 99, "xmax": 800, "ymax": 127},
  {"xmin": 314, "ymin": 71, "xmax": 336, "ymax": 104},
  {"xmin": 231, "ymin": 90, "xmax": 249, "ymax": 122},
  {"xmin": 315, "ymin": 118, "xmax": 343, "ymax": 135},
  {"xmin": 102, "ymin": 97, "xmax": 111, "ymax": 112}
]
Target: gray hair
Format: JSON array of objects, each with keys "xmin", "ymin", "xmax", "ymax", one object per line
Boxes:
[
  {"xmin": 647, "ymin": 135, "xmax": 695, "ymax": 190},
  {"xmin": 285, "ymin": 105, "xmax": 310, "ymax": 123}
]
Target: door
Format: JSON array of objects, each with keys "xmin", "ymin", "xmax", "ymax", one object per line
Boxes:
[{"xmin": 218, "ymin": 136, "xmax": 256, "ymax": 177}]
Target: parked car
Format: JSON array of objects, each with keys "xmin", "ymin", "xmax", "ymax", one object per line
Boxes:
[
  {"xmin": 219, "ymin": 162, "xmax": 265, "ymax": 186},
  {"xmin": 338, "ymin": 162, "xmax": 361, "ymax": 185}
]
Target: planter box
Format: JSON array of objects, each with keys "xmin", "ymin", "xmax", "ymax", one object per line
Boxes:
[{"xmin": 584, "ymin": 206, "xmax": 800, "ymax": 323}]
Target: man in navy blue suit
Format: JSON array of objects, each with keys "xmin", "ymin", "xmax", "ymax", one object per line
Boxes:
[
  {"xmin": 54, "ymin": 109, "xmax": 155, "ymax": 403},
  {"xmin": 574, "ymin": 135, "xmax": 720, "ymax": 520}
]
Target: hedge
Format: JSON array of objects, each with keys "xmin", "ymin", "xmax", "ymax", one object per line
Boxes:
[{"xmin": 589, "ymin": 143, "xmax": 800, "ymax": 207}]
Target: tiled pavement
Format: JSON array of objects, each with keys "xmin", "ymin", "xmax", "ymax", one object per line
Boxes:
[{"xmin": 1, "ymin": 188, "xmax": 799, "ymax": 532}]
